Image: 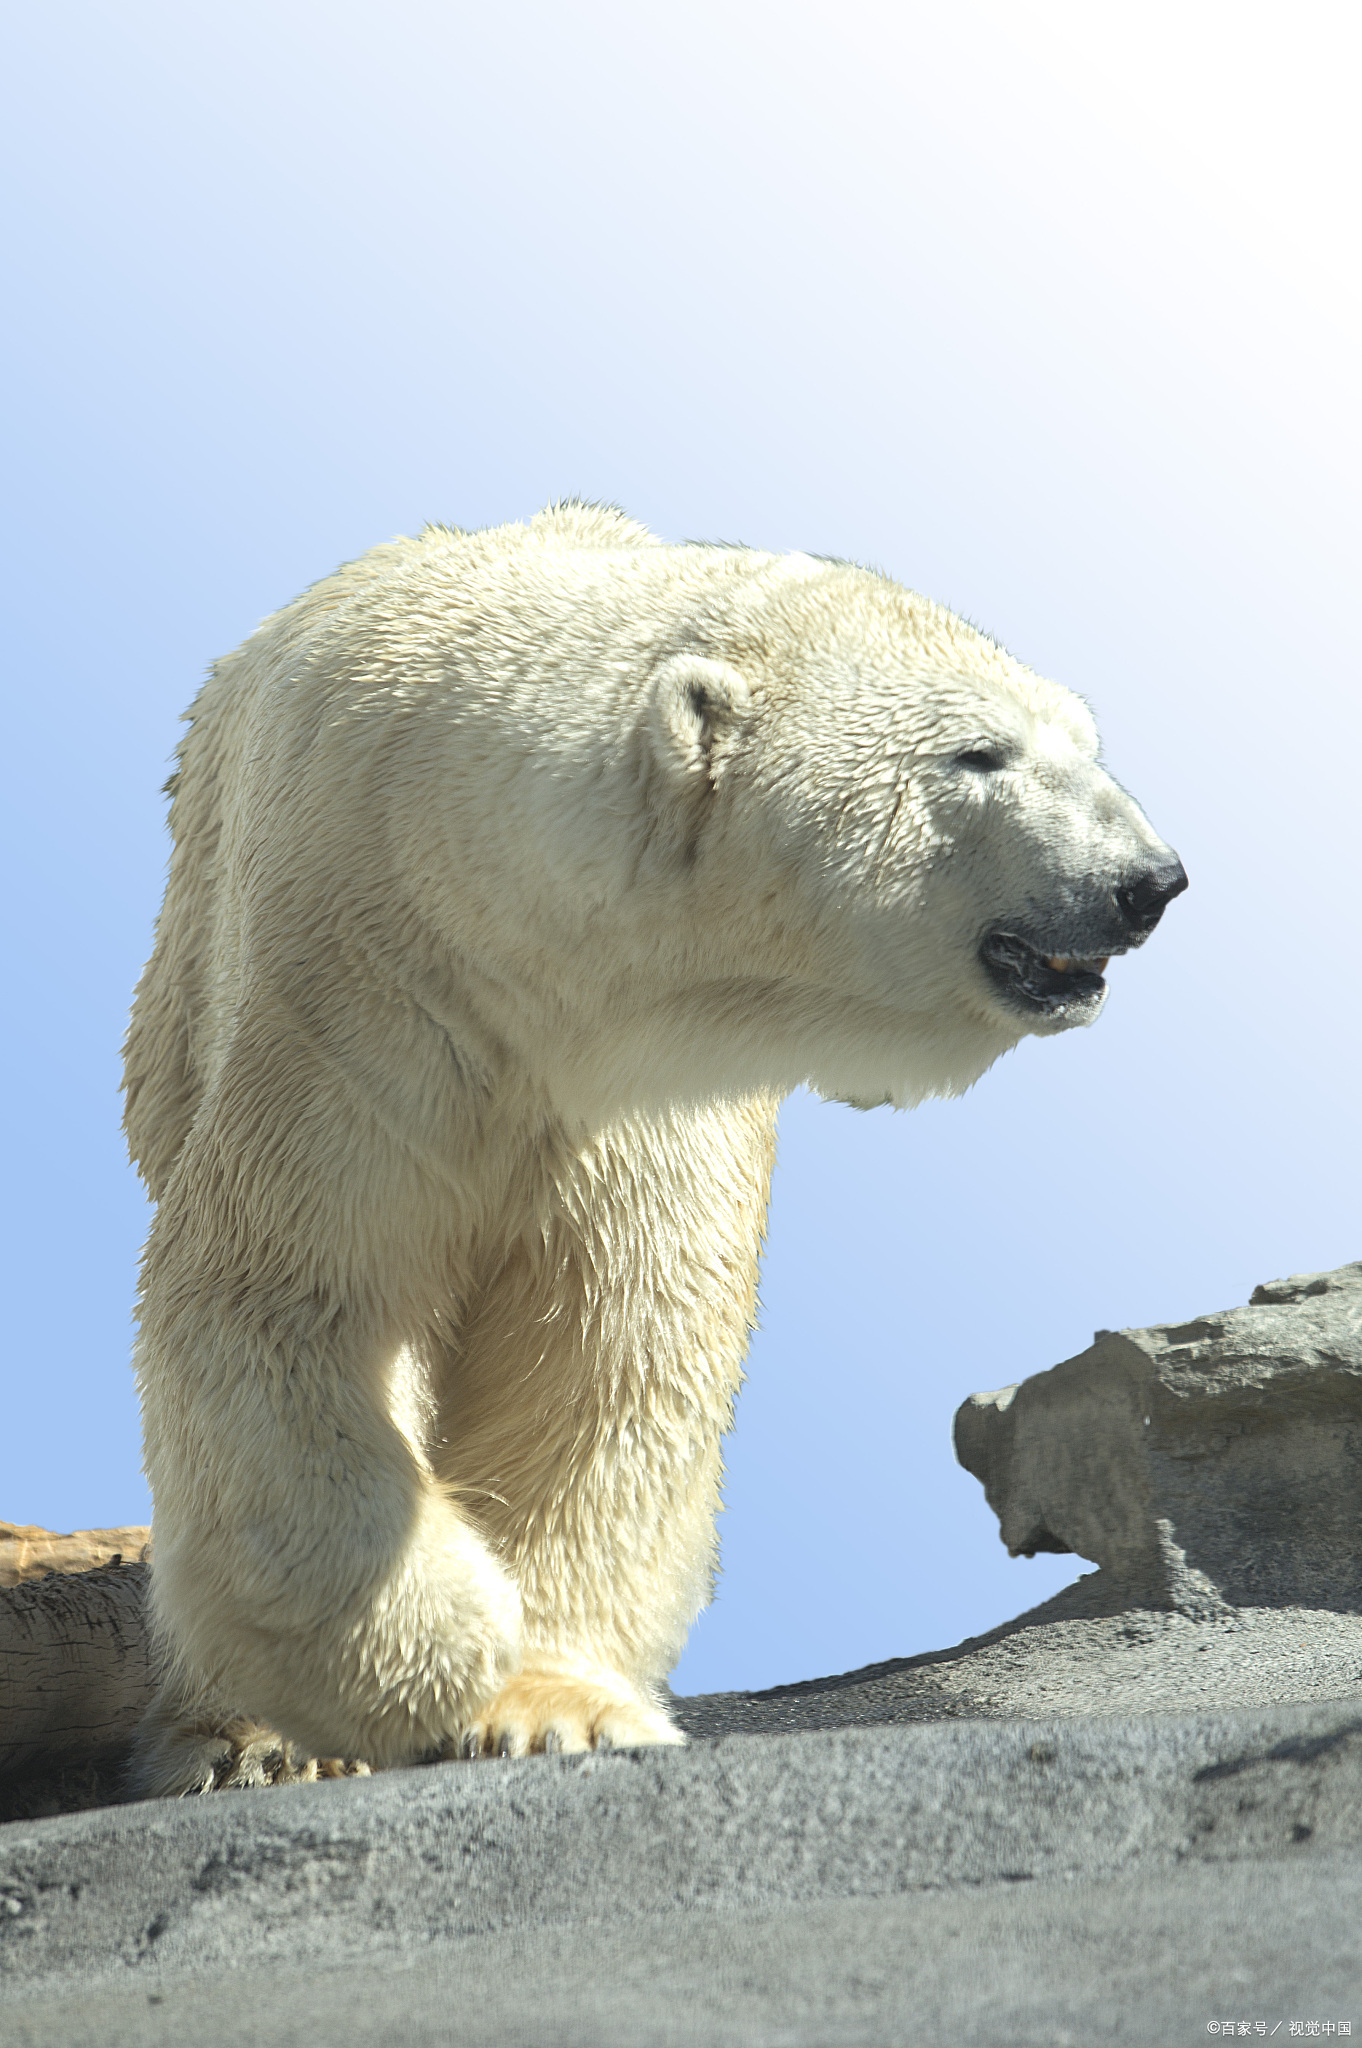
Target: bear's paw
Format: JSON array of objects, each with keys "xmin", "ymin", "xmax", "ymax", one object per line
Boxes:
[
  {"xmin": 128, "ymin": 1696, "xmax": 373, "ymax": 1799},
  {"xmin": 450, "ymin": 1666, "xmax": 684, "ymax": 1759}
]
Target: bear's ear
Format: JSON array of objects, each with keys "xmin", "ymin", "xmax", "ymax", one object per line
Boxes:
[{"xmin": 647, "ymin": 655, "xmax": 754, "ymax": 789}]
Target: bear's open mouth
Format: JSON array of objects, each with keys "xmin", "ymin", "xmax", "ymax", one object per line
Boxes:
[{"xmin": 979, "ymin": 931, "xmax": 1115, "ymax": 1015}]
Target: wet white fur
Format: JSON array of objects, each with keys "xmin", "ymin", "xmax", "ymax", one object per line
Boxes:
[{"xmin": 123, "ymin": 503, "xmax": 1169, "ymax": 1782}]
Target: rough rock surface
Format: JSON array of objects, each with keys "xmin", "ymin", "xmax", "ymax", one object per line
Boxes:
[
  {"xmin": 673, "ymin": 1581, "xmax": 1362, "ymax": 1737},
  {"xmin": 677, "ymin": 1260, "xmax": 1362, "ymax": 1740},
  {"xmin": 954, "ymin": 1260, "xmax": 1362, "ymax": 1611},
  {"xmin": 3, "ymin": 1704, "xmax": 1361, "ymax": 2046}
]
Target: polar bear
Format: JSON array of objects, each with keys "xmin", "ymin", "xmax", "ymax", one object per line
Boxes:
[{"xmin": 123, "ymin": 503, "xmax": 1185, "ymax": 1793}]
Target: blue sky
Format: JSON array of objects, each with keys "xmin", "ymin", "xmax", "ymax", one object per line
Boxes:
[{"xmin": 3, "ymin": 2, "xmax": 1359, "ymax": 1695}]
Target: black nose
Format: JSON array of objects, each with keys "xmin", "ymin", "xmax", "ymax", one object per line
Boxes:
[{"xmin": 1116, "ymin": 857, "xmax": 1188, "ymax": 934}]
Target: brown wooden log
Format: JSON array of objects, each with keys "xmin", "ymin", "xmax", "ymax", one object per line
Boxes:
[
  {"xmin": 0, "ymin": 1529, "xmax": 155, "ymax": 1776},
  {"xmin": 0, "ymin": 1517, "xmax": 152, "ymax": 1588}
]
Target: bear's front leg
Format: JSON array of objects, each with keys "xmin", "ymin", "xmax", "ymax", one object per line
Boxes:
[
  {"xmin": 134, "ymin": 1243, "xmax": 524, "ymax": 1791},
  {"xmin": 431, "ymin": 1100, "xmax": 779, "ymax": 1759}
]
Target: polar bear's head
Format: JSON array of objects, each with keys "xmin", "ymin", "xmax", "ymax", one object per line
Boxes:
[{"xmin": 632, "ymin": 551, "xmax": 1185, "ymax": 1112}]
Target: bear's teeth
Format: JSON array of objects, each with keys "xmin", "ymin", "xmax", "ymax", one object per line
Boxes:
[
  {"xmin": 1044, "ymin": 954, "xmax": 1109, "ymax": 974},
  {"xmin": 1046, "ymin": 955, "xmax": 1072, "ymax": 971}
]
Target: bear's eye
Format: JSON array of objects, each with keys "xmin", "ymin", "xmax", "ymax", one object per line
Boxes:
[{"xmin": 953, "ymin": 747, "xmax": 1009, "ymax": 773}]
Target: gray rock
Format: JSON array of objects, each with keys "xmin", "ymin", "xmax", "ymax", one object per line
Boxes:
[
  {"xmin": 672, "ymin": 1588, "xmax": 1362, "ymax": 1736},
  {"xmin": 3, "ymin": 1702, "xmax": 1362, "ymax": 2045},
  {"xmin": 676, "ymin": 1260, "xmax": 1362, "ymax": 1744},
  {"xmin": 954, "ymin": 1260, "xmax": 1362, "ymax": 1611},
  {"xmin": 10, "ymin": 1859, "xmax": 1362, "ymax": 2048}
]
